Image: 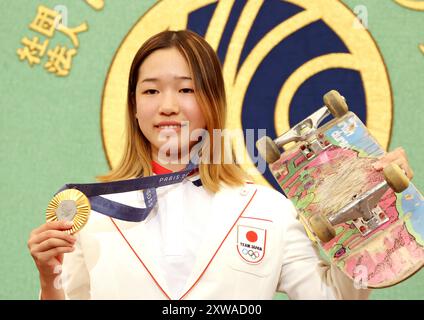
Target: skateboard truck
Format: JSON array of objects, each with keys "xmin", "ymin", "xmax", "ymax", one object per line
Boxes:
[
  {"xmin": 274, "ymin": 106, "xmax": 332, "ymax": 160},
  {"xmin": 328, "ymin": 181, "xmax": 390, "ymax": 236},
  {"xmin": 257, "ymin": 91, "xmax": 349, "ymax": 165},
  {"xmin": 308, "ymin": 163, "xmax": 409, "ymax": 243}
]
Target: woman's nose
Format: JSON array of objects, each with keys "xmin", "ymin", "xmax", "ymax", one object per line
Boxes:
[{"xmin": 158, "ymin": 92, "xmax": 179, "ymax": 115}]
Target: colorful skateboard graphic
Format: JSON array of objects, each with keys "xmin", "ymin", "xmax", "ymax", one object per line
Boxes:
[{"xmin": 257, "ymin": 90, "xmax": 424, "ymax": 288}]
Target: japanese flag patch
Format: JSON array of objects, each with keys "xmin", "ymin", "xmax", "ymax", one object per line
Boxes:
[{"xmin": 237, "ymin": 225, "xmax": 267, "ymax": 264}]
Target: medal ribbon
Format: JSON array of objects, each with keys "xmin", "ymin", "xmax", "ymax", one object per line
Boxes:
[{"xmin": 55, "ymin": 161, "xmax": 197, "ymax": 222}]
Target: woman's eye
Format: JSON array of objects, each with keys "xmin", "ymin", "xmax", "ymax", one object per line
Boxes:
[
  {"xmin": 180, "ymin": 88, "xmax": 194, "ymax": 93},
  {"xmin": 143, "ymin": 89, "xmax": 158, "ymax": 95}
]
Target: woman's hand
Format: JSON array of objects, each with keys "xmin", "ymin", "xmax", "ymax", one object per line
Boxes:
[
  {"xmin": 28, "ymin": 220, "xmax": 76, "ymax": 281},
  {"xmin": 373, "ymin": 147, "xmax": 414, "ymax": 179}
]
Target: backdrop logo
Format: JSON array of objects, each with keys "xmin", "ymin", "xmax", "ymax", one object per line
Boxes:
[{"xmin": 101, "ymin": 0, "xmax": 392, "ymax": 190}]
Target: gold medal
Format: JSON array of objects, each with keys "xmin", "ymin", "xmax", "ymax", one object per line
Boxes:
[{"xmin": 46, "ymin": 189, "xmax": 91, "ymax": 234}]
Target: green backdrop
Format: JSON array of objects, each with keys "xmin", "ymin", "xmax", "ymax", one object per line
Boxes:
[{"xmin": 1, "ymin": 0, "xmax": 423, "ymax": 299}]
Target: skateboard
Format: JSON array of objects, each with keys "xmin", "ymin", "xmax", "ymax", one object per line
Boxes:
[{"xmin": 257, "ymin": 90, "xmax": 424, "ymax": 288}]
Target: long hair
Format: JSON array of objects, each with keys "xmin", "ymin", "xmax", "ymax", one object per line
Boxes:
[{"xmin": 97, "ymin": 30, "xmax": 248, "ymax": 193}]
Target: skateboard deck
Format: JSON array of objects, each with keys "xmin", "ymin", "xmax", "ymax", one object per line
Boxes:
[{"xmin": 268, "ymin": 109, "xmax": 424, "ymax": 288}]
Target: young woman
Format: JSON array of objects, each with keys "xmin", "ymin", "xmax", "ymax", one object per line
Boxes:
[{"xmin": 28, "ymin": 30, "xmax": 413, "ymax": 300}]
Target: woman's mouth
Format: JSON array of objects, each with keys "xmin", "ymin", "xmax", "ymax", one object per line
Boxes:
[
  {"xmin": 156, "ymin": 124, "xmax": 182, "ymax": 129},
  {"xmin": 154, "ymin": 121, "xmax": 188, "ymax": 130},
  {"xmin": 154, "ymin": 121, "xmax": 189, "ymax": 134}
]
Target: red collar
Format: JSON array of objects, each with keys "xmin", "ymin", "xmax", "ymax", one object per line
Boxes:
[
  {"xmin": 151, "ymin": 161, "xmax": 174, "ymax": 174},
  {"xmin": 151, "ymin": 161, "xmax": 199, "ymax": 177}
]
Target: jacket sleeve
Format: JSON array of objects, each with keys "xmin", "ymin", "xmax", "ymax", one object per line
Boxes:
[
  {"xmin": 276, "ymin": 198, "xmax": 372, "ymax": 300},
  {"xmin": 60, "ymin": 232, "xmax": 91, "ymax": 299}
]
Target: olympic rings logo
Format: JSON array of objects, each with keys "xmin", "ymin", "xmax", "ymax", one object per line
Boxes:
[{"xmin": 242, "ymin": 248, "xmax": 260, "ymax": 259}]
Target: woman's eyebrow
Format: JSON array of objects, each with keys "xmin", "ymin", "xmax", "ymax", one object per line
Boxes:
[
  {"xmin": 175, "ymin": 76, "xmax": 192, "ymax": 80},
  {"xmin": 140, "ymin": 76, "xmax": 192, "ymax": 83}
]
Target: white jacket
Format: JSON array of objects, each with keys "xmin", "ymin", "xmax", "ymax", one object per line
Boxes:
[{"xmin": 59, "ymin": 179, "xmax": 371, "ymax": 300}]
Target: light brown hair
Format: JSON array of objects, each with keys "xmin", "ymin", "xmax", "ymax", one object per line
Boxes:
[{"xmin": 97, "ymin": 30, "xmax": 248, "ymax": 193}]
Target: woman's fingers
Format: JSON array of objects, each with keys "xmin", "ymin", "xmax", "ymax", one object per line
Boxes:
[
  {"xmin": 373, "ymin": 147, "xmax": 414, "ymax": 179},
  {"xmin": 28, "ymin": 221, "xmax": 76, "ymax": 264},
  {"xmin": 28, "ymin": 221, "xmax": 77, "ymax": 280},
  {"xmin": 31, "ymin": 229, "xmax": 76, "ymax": 246},
  {"xmin": 31, "ymin": 220, "xmax": 73, "ymax": 238},
  {"xmin": 28, "ymin": 221, "xmax": 75, "ymax": 249},
  {"xmin": 34, "ymin": 238, "xmax": 75, "ymax": 254},
  {"xmin": 34, "ymin": 246, "xmax": 75, "ymax": 263}
]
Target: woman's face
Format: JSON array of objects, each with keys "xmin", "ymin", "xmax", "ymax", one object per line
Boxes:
[{"xmin": 135, "ymin": 47, "xmax": 206, "ymax": 162}]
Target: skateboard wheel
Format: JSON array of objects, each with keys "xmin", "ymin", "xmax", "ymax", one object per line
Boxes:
[
  {"xmin": 383, "ymin": 163, "xmax": 410, "ymax": 193},
  {"xmin": 256, "ymin": 136, "xmax": 280, "ymax": 164},
  {"xmin": 309, "ymin": 213, "xmax": 336, "ymax": 243},
  {"xmin": 323, "ymin": 90, "xmax": 348, "ymax": 118}
]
